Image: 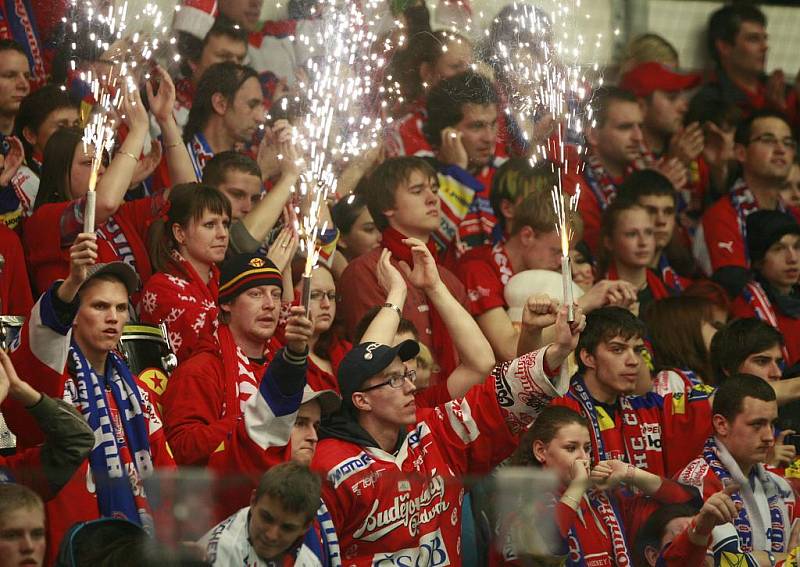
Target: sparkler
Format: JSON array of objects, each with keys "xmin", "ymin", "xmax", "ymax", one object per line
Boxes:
[
  {"xmin": 290, "ymin": 0, "xmax": 396, "ymax": 312},
  {"xmin": 63, "ymin": 0, "xmax": 177, "ymax": 233},
  {"xmin": 550, "ymin": 155, "xmax": 581, "ymax": 323}
]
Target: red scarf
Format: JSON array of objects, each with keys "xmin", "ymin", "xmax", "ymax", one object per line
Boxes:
[
  {"xmin": 606, "ymin": 263, "xmax": 671, "ymax": 300},
  {"xmin": 381, "ymin": 227, "xmax": 458, "ymax": 377},
  {"xmin": 217, "ymin": 324, "xmax": 265, "ymax": 419}
]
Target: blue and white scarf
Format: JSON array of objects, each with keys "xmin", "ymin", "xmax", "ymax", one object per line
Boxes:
[
  {"xmin": 68, "ymin": 342, "xmax": 155, "ymax": 531},
  {"xmin": 703, "ymin": 436, "xmax": 787, "ymax": 552}
]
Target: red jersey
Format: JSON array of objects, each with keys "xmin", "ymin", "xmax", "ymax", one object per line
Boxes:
[
  {"xmin": 456, "ymin": 242, "xmax": 515, "ymax": 316},
  {"xmin": 0, "ymin": 223, "xmax": 33, "ymax": 316},
  {"xmin": 551, "ymin": 376, "xmax": 712, "ymax": 477},
  {"xmin": 4, "ymin": 287, "xmax": 175, "ymax": 565},
  {"xmin": 731, "ymin": 281, "xmax": 800, "ymax": 366},
  {"xmin": 312, "ymin": 347, "xmax": 569, "ymax": 567}
]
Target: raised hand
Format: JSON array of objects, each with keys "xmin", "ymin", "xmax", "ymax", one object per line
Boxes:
[
  {"xmin": 120, "ymin": 81, "xmax": 149, "ymax": 135},
  {"xmin": 439, "ymin": 128, "xmax": 468, "ymax": 170},
  {"xmin": 590, "ymin": 460, "xmax": 628, "ymax": 490},
  {"xmin": 651, "ymin": 157, "xmax": 687, "ymax": 190},
  {"xmin": 258, "ymin": 119, "xmax": 292, "ymax": 179},
  {"xmin": 768, "ymin": 429, "xmax": 798, "ymax": 468},
  {"xmin": 0, "ymin": 349, "xmax": 41, "ymax": 407},
  {"xmin": 0, "ymin": 136, "xmax": 24, "ymax": 186},
  {"xmin": 669, "ymin": 122, "xmax": 705, "ymax": 164},
  {"xmin": 520, "ymin": 294, "xmax": 559, "ymax": 330},
  {"xmin": 554, "ymin": 304, "xmax": 585, "ymax": 353},
  {"xmin": 570, "ymin": 458, "xmax": 591, "ymax": 488},
  {"xmin": 578, "ymin": 280, "xmax": 638, "ymax": 313},
  {"xmin": 692, "ymin": 484, "xmax": 740, "ymax": 539},
  {"xmin": 266, "ymin": 225, "xmax": 300, "ymax": 274},
  {"xmin": 284, "ymin": 305, "xmax": 314, "ymax": 353},
  {"xmin": 146, "ymin": 65, "xmax": 177, "ymax": 125},
  {"xmin": 397, "ymin": 238, "xmax": 441, "ymax": 293},
  {"xmin": 129, "ymin": 140, "xmax": 162, "ymax": 186},
  {"xmin": 766, "ymin": 69, "xmax": 788, "ymax": 113},
  {"xmin": 376, "ymin": 248, "xmax": 407, "ymax": 298}
]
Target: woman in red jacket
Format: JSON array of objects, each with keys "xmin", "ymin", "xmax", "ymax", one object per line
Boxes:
[
  {"xmin": 138, "ymin": 182, "xmax": 231, "ymax": 361},
  {"xmin": 23, "ymin": 68, "xmax": 196, "ymax": 297}
]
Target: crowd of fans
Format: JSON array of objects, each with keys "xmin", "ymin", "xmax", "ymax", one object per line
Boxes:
[{"xmin": 1, "ymin": 0, "xmax": 800, "ymax": 565}]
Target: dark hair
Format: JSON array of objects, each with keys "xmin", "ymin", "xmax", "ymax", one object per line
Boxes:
[
  {"xmin": 14, "ymin": 85, "xmax": 77, "ymax": 165},
  {"xmin": 202, "ymin": 150, "xmax": 262, "ymax": 187},
  {"xmin": 683, "ymin": 279, "xmax": 731, "ymax": 317},
  {"xmin": 361, "ymin": 156, "xmax": 438, "ymax": 231},
  {"xmin": 34, "ymin": 127, "xmax": 84, "ymax": 210},
  {"xmin": 0, "ymin": 39, "xmax": 26, "ymax": 57},
  {"xmin": 577, "ymin": 307, "xmax": 647, "ymax": 372},
  {"xmin": 642, "ymin": 296, "xmax": 716, "ymax": 384},
  {"xmin": 391, "ymin": 30, "xmax": 471, "ymax": 105},
  {"xmin": 254, "ymin": 462, "xmax": 321, "ymax": 523},
  {"xmin": 490, "ymin": 158, "xmax": 558, "ymax": 233},
  {"xmin": 734, "ymin": 109, "xmax": 792, "ymax": 146},
  {"xmin": 597, "ymin": 198, "xmax": 647, "ymax": 276},
  {"xmin": 633, "ymin": 503, "xmax": 699, "ymax": 567},
  {"xmin": 147, "ymin": 183, "xmax": 232, "ymax": 273},
  {"xmin": 511, "ymin": 406, "xmax": 588, "ymax": 467},
  {"xmin": 183, "ymin": 62, "xmax": 259, "ymax": 143},
  {"xmin": 707, "ymin": 4, "xmax": 766, "ymax": 66},
  {"xmin": 713, "ymin": 373, "xmax": 776, "ymax": 422},
  {"xmin": 331, "ymin": 194, "xmax": 368, "ymax": 235},
  {"xmin": 685, "ymin": 94, "xmax": 742, "ymax": 130},
  {"xmin": 616, "ymin": 169, "xmax": 676, "ymax": 203},
  {"xmin": 590, "ymin": 86, "xmax": 638, "ymax": 129},
  {"xmin": 178, "ymin": 16, "xmax": 248, "ymax": 78},
  {"xmin": 710, "ymin": 318, "xmax": 784, "ymax": 382},
  {"xmin": 424, "ymin": 70, "xmax": 497, "ymax": 147},
  {"xmin": 353, "ymin": 305, "xmax": 419, "ymax": 344}
]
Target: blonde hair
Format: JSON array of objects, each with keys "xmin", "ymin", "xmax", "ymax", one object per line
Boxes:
[{"xmin": 619, "ymin": 33, "xmax": 679, "ymax": 75}]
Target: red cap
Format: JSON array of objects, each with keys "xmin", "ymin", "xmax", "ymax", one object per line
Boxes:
[{"xmin": 619, "ymin": 62, "xmax": 701, "ymax": 97}]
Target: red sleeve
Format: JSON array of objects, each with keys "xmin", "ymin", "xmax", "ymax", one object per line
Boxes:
[
  {"xmin": 160, "ymin": 354, "xmax": 233, "ymax": 466},
  {"xmin": 457, "ymin": 259, "xmax": 506, "ymax": 316},
  {"xmin": 336, "ymin": 252, "xmax": 385, "ymax": 340},
  {"xmin": 660, "ymin": 529, "xmax": 709, "ymax": 567},
  {"xmin": 116, "ymin": 195, "xmax": 163, "ymax": 243},
  {"xmin": 23, "ymin": 202, "xmax": 72, "ymax": 295},
  {"xmin": 413, "ymin": 381, "xmax": 451, "ymax": 408},
  {"xmin": 0, "ymin": 449, "xmax": 50, "ymax": 498},
  {"xmin": 661, "ymin": 390, "xmax": 713, "ymax": 477},
  {"xmin": 701, "ymin": 199, "xmax": 748, "ymax": 271},
  {"xmin": 574, "ymin": 180, "xmax": 601, "ymax": 255},
  {"xmin": 730, "ymin": 295, "xmax": 757, "ymax": 319},
  {"xmin": 554, "ymin": 501, "xmax": 579, "ymax": 538},
  {"xmin": 0, "ymin": 224, "xmax": 33, "ymax": 316}
]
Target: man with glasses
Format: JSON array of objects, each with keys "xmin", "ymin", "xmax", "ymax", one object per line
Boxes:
[
  {"xmin": 312, "ymin": 303, "xmax": 584, "ymax": 564},
  {"xmin": 695, "ymin": 110, "xmax": 798, "ymax": 296}
]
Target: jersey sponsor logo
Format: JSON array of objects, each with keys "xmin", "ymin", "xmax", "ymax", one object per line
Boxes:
[
  {"xmin": 445, "ymin": 399, "xmax": 479, "ymax": 444},
  {"xmin": 353, "ymin": 475, "xmax": 449, "ymax": 541},
  {"xmin": 371, "ymin": 528, "xmax": 451, "ymax": 567},
  {"xmin": 717, "ymin": 240, "xmax": 734, "ymax": 253},
  {"xmin": 678, "ymin": 458, "xmax": 709, "ymax": 488},
  {"xmin": 329, "ymin": 452, "xmax": 374, "ymax": 489},
  {"xmin": 585, "ymin": 553, "xmax": 613, "ymax": 567},
  {"xmin": 640, "ymin": 422, "xmax": 662, "ymax": 451}
]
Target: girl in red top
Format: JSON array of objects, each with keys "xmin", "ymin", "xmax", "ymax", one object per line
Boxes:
[
  {"xmin": 600, "ymin": 199, "xmax": 675, "ymax": 315},
  {"xmin": 23, "ymin": 68, "xmax": 196, "ymax": 297},
  {"xmin": 492, "ymin": 406, "xmax": 697, "ymax": 567},
  {"xmin": 295, "ymin": 264, "xmax": 351, "ymax": 393},
  {"xmin": 138, "ymin": 183, "xmax": 231, "ymax": 361}
]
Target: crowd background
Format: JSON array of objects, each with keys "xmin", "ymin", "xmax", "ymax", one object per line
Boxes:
[{"xmin": 2, "ymin": 0, "xmax": 800, "ymax": 566}]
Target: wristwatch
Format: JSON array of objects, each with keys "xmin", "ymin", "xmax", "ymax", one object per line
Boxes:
[{"xmin": 767, "ymin": 551, "xmax": 777, "ymax": 567}]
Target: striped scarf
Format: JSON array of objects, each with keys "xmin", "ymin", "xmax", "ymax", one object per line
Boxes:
[{"xmin": 68, "ymin": 342, "xmax": 155, "ymax": 531}]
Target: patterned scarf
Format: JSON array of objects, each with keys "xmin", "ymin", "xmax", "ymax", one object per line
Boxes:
[
  {"xmin": 741, "ymin": 280, "xmax": 793, "ymax": 362},
  {"xmin": 68, "ymin": 342, "xmax": 154, "ymax": 531},
  {"xmin": 657, "ymin": 254, "xmax": 684, "ymax": 294},
  {"xmin": 558, "ymin": 490, "xmax": 632, "ymax": 567},
  {"xmin": 187, "ymin": 133, "xmax": 215, "ymax": 179},
  {"xmin": 217, "ymin": 324, "xmax": 262, "ymax": 418},
  {"xmin": 583, "ymin": 152, "xmax": 622, "ymax": 211},
  {"xmin": 703, "ymin": 436, "xmax": 787, "ymax": 552},
  {"xmin": 569, "ymin": 375, "xmax": 639, "ymax": 464},
  {"xmin": 381, "ymin": 227, "xmax": 458, "ymax": 378},
  {"xmin": 606, "ymin": 263, "xmax": 672, "ymax": 301},
  {"xmin": 728, "ymin": 178, "xmax": 789, "ymax": 264}
]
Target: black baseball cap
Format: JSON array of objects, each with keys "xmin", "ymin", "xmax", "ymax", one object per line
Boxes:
[{"xmin": 338, "ymin": 340, "xmax": 420, "ymax": 405}]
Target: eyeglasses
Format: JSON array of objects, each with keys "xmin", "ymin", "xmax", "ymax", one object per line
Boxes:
[
  {"xmin": 309, "ymin": 290, "xmax": 337, "ymax": 302},
  {"xmin": 748, "ymin": 133, "xmax": 798, "ymax": 150},
  {"xmin": 359, "ymin": 369, "xmax": 417, "ymax": 392}
]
